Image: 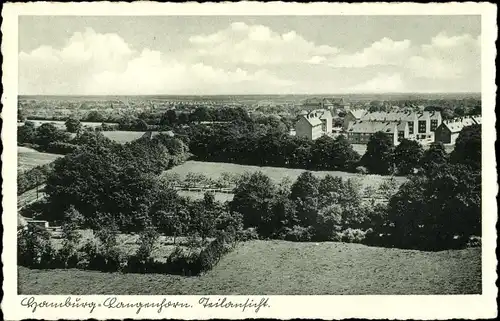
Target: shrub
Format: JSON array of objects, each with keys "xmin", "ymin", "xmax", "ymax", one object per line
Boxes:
[
  {"xmin": 236, "ymin": 227, "xmax": 260, "ymax": 241},
  {"xmin": 355, "ymin": 166, "xmax": 368, "ymax": 174},
  {"xmin": 278, "ymin": 225, "xmax": 314, "ymax": 242},
  {"xmin": 17, "ymin": 225, "xmax": 54, "ymax": 268},
  {"xmin": 46, "ymin": 142, "xmax": 79, "ymax": 154},
  {"xmin": 127, "ymin": 226, "xmax": 160, "ymax": 273},
  {"xmin": 466, "ymin": 236, "xmax": 481, "ymax": 248},
  {"xmin": 166, "ymin": 246, "xmax": 203, "ymax": 276},
  {"xmin": 333, "ymin": 228, "xmax": 370, "ymax": 243}
]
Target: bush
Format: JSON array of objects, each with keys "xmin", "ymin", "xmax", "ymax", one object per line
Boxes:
[
  {"xmin": 236, "ymin": 227, "xmax": 260, "ymax": 241},
  {"xmin": 466, "ymin": 236, "xmax": 481, "ymax": 248},
  {"xmin": 17, "ymin": 225, "xmax": 54, "ymax": 268},
  {"xmin": 46, "ymin": 142, "xmax": 79, "ymax": 154},
  {"xmin": 333, "ymin": 228, "xmax": 370, "ymax": 243},
  {"xmin": 166, "ymin": 246, "xmax": 203, "ymax": 276},
  {"xmin": 278, "ymin": 225, "xmax": 314, "ymax": 242},
  {"xmin": 355, "ymin": 166, "xmax": 368, "ymax": 174},
  {"xmin": 80, "ymin": 233, "xmax": 126, "ymax": 272}
]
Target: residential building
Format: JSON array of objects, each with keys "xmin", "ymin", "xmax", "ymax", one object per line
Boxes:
[
  {"xmin": 295, "ymin": 111, "xmax": 325, "ymax": 140},
  {"xmin": 346, "ymin": 120, "xmax": 408, "ymax": 146},
  {"xmin": 313, "ymin": 109, "xmax": 333, "ymax": 133},
  {"xmin": 343, "ymin": 109, "xmax": 367, "ymax": 130},
  {"xmin": 360, "ymin": 110, "xmax": 442, "ymax": 141},
  {"xmin": 361, "ymin": 111, "xmax": 418, "ymax": 139},
  {"xmin": 434, "ymin": 116, "xmax": 479, "ymax": 145}
]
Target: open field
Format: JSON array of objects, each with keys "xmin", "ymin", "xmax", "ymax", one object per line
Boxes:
[
  {"xmin": 101, "ymin": 131, "xmax": 146, "ymax": 143},
  {"xmin": 18, "ymin": 240, "xmax": 481, "ymax": 295},
  {"xmin": 18, "ymin": 146, "xmax": 61, "ymax": 172},
  {"xmin": 164, "ymin": 161, "xmax": 407, "ymax": 188}
]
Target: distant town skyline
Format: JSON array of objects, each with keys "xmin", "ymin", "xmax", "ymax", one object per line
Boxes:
[{"xmin": 19, "ymin": 15, "xmax": 481, "ymax": 95}]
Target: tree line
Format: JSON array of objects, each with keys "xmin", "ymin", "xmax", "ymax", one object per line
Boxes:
[
  {"xmin": 361, "ymin": 124, "xmax": 481, "ymax": 175},
  {"xmin": 182, "ymin": 120, "xmax": 361, "ymax": 172}
]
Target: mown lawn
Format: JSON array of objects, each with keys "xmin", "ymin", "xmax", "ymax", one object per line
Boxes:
[
  {"xmin": 18, "ymin": 146, "xmax": 61, "ymax": 172},
  {"xmin": 18, "ymin": 240, "xmax": 480, "ymax": 295},
  {"xmin": 164, "ymin": 161, "xmax": 407, "ymax": 188}
]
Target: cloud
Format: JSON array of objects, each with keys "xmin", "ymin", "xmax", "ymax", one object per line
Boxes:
[
  {"xmin": 407, "ymin": 32, "xmax": 480, "ymax": 80},
  {"xmin": 324, "ymin": 37, "xmax": 411, "ymax": 68},
  {"xmin": 350, "ymin": 73, "xmax": 405, "ymax": 93},
  {"xmin": 188, "ymin": 22, "xmax": 340, "ymax": 65},
  {"xmin": 19, "ymin": 28, "xmax": 294, "ymax": 95},
  {"xmin": 18, "ymin": 26, "xmax": 481, "ymax": 95}
]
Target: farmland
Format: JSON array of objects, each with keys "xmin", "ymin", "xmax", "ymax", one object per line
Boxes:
[
  {"xmin": 164, "ymin": 160, "xmax": 407, "ymax": 188},
  {"xmin": 101, "ymin": 131, "xmax": 146, "ymax": 143},
  {"xmin": 18, "ymin": 146, "xmax": 61, "ymax": 172},
  {"xmin": 18, "ymin": 240, "xmax": 481, "ymax": 295}
]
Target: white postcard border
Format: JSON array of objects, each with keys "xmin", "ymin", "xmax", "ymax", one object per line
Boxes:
[{"xmin": 2, "ymin": 2, "xmax": 498, "ymax": 320}]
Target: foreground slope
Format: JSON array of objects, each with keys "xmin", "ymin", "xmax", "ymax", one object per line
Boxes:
[{"xmin": 18, "ymin": 240, "xmax": 481, "ymax": 295}]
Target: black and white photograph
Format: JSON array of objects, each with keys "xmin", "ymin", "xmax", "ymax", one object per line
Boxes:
[{"xmin": 1, "ymin": 2, "xmax": 497, "ymax": 320}]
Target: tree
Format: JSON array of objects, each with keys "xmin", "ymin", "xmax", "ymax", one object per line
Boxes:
[
  {"xmin": 361, "ymin": 132, "xmax": 394, "ymax": 174},
  {"xmin": 230, "ymin": 172, "xmax": 276, "ymax": 232},
  {"xmin": 135, "ymin": 225, "xmax": 159, "ymax": 261},
  {"xmin": 86, "ymin": 110, "xmax": 105, "ymax": 122},
  {"xmin": 420, "ymin": 142, "xmax": 448, "ymax": 173},
  {"xmin": 311, "ymin": 136, "xmax": 334, "ymax": 170},
  {"xmin": 290, "ymin": 172, "xmax": 320, "ymax": 227},
  {"xmin": 191, "ymin": 106, "xmax": 212, "ymax": 123},
  {"xmin": 386, "ymin": 163, "xmax": 480, "ymax": 250},
  {"xmin": 18, "ymin": 224, "xmax": 53, "ymax": 267},
  {"xmin": 59, "ymin": 205, "xmax": 84, "ymax": 267},
  {"xmin": 330, "ymin": 136, "xmax": 360, "ymax": 170},
  {"xmin": 314, "ymin": 204, "xmax": 343, "ymax": 240},
  {"xmin": 18, "ymin": 121, "xmax": 37, "ymax": 144},
  {"xmin": 72, "ymin": 130, "xmax": 114, "ymax": 149},
  {"xmin": 132, "ymin": 119, "xmax": 149, "ymax": 131},
  {"xmin": 393, "ymin": 139, "xmax": 423, "ymax": 175},
  {"xmin": 160, "ymin": 110, "xmax": 178, "ymax": 126},
  {"xmin": 451, "ymin": 124, "xmax": 481, "ymax": 170},
  {"xmin": 318, "ymin": 175, "xmax": 344, "ymax": 208},
  {"xmin": 34, "ymin": 123, "xmax": 70, "ymax": 149},
  {"xmin": 65, "ymin": 117, "xmax": 82, "ymax": 133},
  {"xmin": 178, "ymin": 112, "xmax": 190, "ymax": 124}
]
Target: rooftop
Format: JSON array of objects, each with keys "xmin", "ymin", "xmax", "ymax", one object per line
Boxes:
[{"xmin": 347, "ymin": 120, "xmax": 399, "ymax": 134}]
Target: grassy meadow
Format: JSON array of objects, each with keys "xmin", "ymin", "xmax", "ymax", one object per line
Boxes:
[
  {"xmin": 164, "ymin": 160, "xmax": 407, "ymax": 188},
  {"xmin": 18, "ymin": 240, "xmax": 481, "ymax": 295},
  {"xmin": 18, "ymin": 146, "xmax": 61, "ymax": 172},
  {"xmin": 101, "ymin": 131, "xmax": 146, "ymax": 143}
]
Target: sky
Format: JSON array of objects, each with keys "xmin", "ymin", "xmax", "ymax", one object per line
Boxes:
[{"xmin": 18, "ymin": 15, "xmax": 481, "ymax": 95}]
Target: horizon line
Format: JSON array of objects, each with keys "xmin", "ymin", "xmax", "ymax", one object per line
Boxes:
[{"xmin": 19, "ymin": 92, "xmax": 482, "ymax": 97}]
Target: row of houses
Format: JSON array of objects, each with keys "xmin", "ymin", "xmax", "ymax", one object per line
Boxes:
[
  {"xmin": 295, "ymin": 107, "xmax": 480, "ymax": 147},
  {"xmin": 344, "ymin": 110, "xmax": 443, "ymax": 145}
]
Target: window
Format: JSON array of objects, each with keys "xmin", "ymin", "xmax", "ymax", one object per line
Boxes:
[
  {"xmin": 408, "ymin": 122, "xmax": 414, "ymax": 134},
  {"xmin": 431, "ymin": 119, "xmax": 438, "ymax": 131},
  {"xmin": 418, "ymin": 120, "xmax": 426, "ymax": 133},
  {"xmin": 398, "ymin": 131, "xmax": 404, "ymax": 140}
]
